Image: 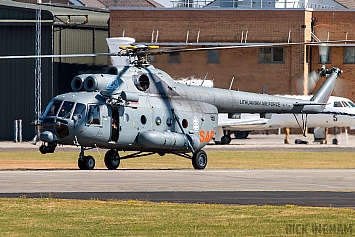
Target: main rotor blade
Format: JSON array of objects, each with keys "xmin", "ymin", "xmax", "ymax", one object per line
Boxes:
[
  {"xmin": 0, "ymin": 52, "xmax": 116, "ymax": 60},
  {"xmin": 1, "ymin": 39, "xmax": 355, "ymax": 59},
  {"xmin": 149, "ymin": 40, "xmax": 355, "ymax": 55}
]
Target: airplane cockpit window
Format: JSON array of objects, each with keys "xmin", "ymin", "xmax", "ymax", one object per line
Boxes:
[
  {"xmin": 333, "ymin": 101, "xmax": 343, "ymax": 107},
  {"xmin": 348, "ymin": 101, "xmax": 355, "ymax": 107},
  {"xmin": 44, "ymin": 100, "xmax": 62, "ymax": 117},
  {"xmin": 87, "ymin": 105, "xmax": 100, "ymax": 125},
  {"xmin": 341, "ymin": 101, "xmax": 351, "ymax": 108},
  {"xmin": 58, "ymin": 101, "xmax": 75, "ymax": 118},
  {"xmin": 72, "ymin": 103, "xmax": 86, "ymax": 121}
]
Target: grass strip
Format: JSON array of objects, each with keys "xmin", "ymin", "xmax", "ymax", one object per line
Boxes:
[
  {"xmin": 0, "ymin": 198, "xmax": 354, "ymax": 236},
  {"xmin": 0, "ymin": 150, "xmax": 354, "ymax": 169}
]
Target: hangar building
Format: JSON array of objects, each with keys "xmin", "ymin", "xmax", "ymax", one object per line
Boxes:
[{"xmin": 0, "ymin": 1, "xmax": 109, "ymax": 141}]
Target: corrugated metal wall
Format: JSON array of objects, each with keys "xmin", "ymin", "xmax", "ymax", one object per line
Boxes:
[
  {"xmin": 0, "ymin": 2, "xmax": 109, "ymax": 141},
  {"xmin": 0, "ymin": 21, "xmax": 53, "ymax": 142}
]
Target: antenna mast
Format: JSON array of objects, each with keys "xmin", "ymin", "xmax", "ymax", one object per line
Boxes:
[{"xmin": 35, "ymin": 1, "xmax": 42, "ymax": 139}]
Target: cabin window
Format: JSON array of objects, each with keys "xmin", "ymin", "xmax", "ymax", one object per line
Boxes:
[
  {"xmin": 141, "ymin": 115, "xmax": 147, "ymax": 125},
  {"xmin": 58, "ymin": 101, "xmax": 75, "ymax": 119},
  {"xmin": 344, "ymin": 47, "xmax": 355, "ymax": 63},
  {"xmin": 259, "ymin": 47, "xmax": 284, "ymax": 63},
  {"xmin": 155, "ymin": 116, "xmax": 162, "ymax": 125},
  {"xmin": 87, "ymin": 105, "xmax": 100, "ymax": 125},
  {"xmin": 166, "ymin": 118, "xmax": 172, "ymax": 127},
  {"xmin": 333, "ymin": 101, "xmax": 342, "ymax": 107},
  {"xmin": 182, "ymin": 119, "xmax": 188, "ymax": 128}
]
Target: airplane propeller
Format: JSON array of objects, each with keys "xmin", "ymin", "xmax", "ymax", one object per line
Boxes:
[{"xmin": 294, "ymin": 43, "xmax": 333, "ymax": 95}]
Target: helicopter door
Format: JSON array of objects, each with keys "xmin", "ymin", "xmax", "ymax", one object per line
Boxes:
[
  {"xmin": 86, "ymin": 104, "xmax": 110, "ymax": 143},
  {"xmin": 110, "ymin": 107, "xmax": 119, "ymax": 142}
]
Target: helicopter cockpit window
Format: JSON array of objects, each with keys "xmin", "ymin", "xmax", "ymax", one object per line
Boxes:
[
  {"xmin": 87, "ymin": 105, "xmax": 100, "ymax": 125},
  {"xmin": 58, "ymin": 101, "xmax": 75, "ymax": 119},
  {"xmin": 72, "ymin": 103, "xmax": 86, "ymax": 121},
  {"xmin": 44, "ymin": 100, "xmax": 62, "ymax": 117},
  {"xmin": 134, "ymin": 74, "xmax": 150, "ymax": 91}
]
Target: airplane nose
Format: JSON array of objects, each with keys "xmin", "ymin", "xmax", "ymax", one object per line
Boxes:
[{"xmin": 40, "ymin": 131, "xmax": 54, "ymax": 142}]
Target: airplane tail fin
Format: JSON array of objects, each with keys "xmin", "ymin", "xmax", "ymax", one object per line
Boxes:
[{"xmin": 309, "ymin": 67, "xmax": 342, "ymax": 108}]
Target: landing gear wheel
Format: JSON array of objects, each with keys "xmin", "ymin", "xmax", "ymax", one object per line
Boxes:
[
  {"xmin": 104, "ymin": 149, "xmax": 120, "ymax": 170},
  {"xmin": 221, "ymin": 135, "xmax": 231, "ymax": 145},
  {"xmin": 84, "ymin": 156, "xmax": 95, "ymax": 170},
  {"xmin": 78, "ymin": 158, "xmax": 85, "ymax": 170},
  {"xmin": 234, "ymin": 131, "xmax": 249, "ymax": 139},
  {"xmin": 192, "ymin": 150, "xmax": 207, "ymax": 170}
]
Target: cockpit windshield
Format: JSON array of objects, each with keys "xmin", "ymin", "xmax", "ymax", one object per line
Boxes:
[
  {"xmin": 42, "ymin": 100, "xmax": 85, "ymax": 120},
  {"xmin": 347, "ymin": 101, "xmax": 355, "ymax": 107},
  {"xmin": 334, "ymin": 100, "xmax": 355, "ymax": 108},
  {"xmin": 58, "ymin": 101, "xmax": 75, "ymax": 118},
  {"xmin": 43, "ymin": 100, "xmax": 62, "ymax": 117}
]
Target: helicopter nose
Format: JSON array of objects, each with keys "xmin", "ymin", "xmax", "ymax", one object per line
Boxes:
[{"xmin": 40, "ymin": 131, "xmax": 55, "ymax": 143}]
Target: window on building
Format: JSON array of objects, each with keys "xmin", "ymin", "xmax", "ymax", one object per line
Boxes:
[
  {"xmin": 259, "ymin": 47, "xmax": 284, "ymax": 63},
  {"xmin": 344, "ymin": 47, "xmax": 355, "ymax": 63},
  {"xmin": 207, "ymin": 50, "xmax": 219, "ymax": 64},
  {"xmin": 149, "ymin": 55, "xmax": 156, "ymax": 63},
  {"xmin": 169, "ymin": 52, "xmax": 181, "ymax": 64},
  {"xmin": 318, "ymin": 46, "xmax": 330, "ymax": 64}
]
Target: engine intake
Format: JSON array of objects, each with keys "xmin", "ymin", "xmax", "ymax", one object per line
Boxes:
[{"xmin": 83, "ymin": 74, "xmax": 117, "ymax": 92}]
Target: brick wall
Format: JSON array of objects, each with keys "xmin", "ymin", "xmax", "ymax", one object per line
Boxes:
[{"xmin": 110, "ymin": 9, "xmax": 355, "ymax": 101}]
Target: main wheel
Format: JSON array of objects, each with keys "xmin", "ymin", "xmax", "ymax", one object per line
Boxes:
[
  {"xmin": 234, "ymin": 131, "xmax": 249, "ymax": 139},
  {"xmin": 104, "ymin": 149, "xmax": 120, "ymax": 170},
  {"xmin": 84, "ymin": 155, "xmax": 95, "ymax": 170},
  {"xmin": 192, "ymin": 150, "xmax": 207, "ymax": 170},
  {"xmin": 221, "ymin": 135, "xmax": 231, "ymax": 145}
]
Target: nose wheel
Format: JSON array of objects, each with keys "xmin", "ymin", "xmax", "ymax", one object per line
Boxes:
[
  {"xmin": 78, "ymin": 155, "xmax": 95, "ymax": 170},
  {"xmin": 78, "ymin": 146, "xmax": 95, "ymax": 170}
]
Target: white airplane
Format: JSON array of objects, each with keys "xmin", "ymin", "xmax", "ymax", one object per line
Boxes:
[{"xmin": 216, "ymin": 95, "xmax": 355, "ymax": 144}]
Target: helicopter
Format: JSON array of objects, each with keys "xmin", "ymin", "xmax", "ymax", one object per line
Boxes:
[{"xmin": 0, "ymin": 42, "xmax": 343, "ymax": 170}]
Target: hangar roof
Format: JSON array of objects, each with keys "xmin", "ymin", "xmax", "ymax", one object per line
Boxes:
[{"xmin": 0, "ymin": 1, "xmax": 109, "ymax": 28}]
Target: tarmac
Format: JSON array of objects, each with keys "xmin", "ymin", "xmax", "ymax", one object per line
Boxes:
[
  {"xmin": 1, "ymin": 133, "xmax": 355, "ymax": 207},
  {"xmin": 2, "ymin": 132, "xmax": 355, "ymax": 151}
]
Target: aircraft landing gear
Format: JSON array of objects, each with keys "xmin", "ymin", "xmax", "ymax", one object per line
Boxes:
[
  {"xmin": 39, "ymin": 141, "xmax": 57, "ymax": 154},
  {"xmin": 234, "ymin": 131, "xmax": 249, "ymax": 139},
  {"xmin": 78, "ymin": 147, "xmax": 95, "ymax": 170},
  {"xmin": 221, "ymin": 135, "xmax": 231, "ymax": 145},
  {"xmin": 104, "ymin": 149, "xmax": 120, "ymax": 170},
  {"xmin": 192, "ymin": 150, "xmax": 207, "ymax": 169}
]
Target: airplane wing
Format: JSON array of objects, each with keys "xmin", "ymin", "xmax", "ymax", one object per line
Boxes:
[{"xmin": 218, "ymin": 114, "xmax": 268, "ymax": 130}]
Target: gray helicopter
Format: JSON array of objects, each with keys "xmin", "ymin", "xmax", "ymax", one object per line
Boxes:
[
  {"xmin": 32, "ymin": 45, "xmax": 341, "ymax": 170},
  {"xmin": 22, "ymin": 44, "xmax": 342, "ymax": 170}
]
